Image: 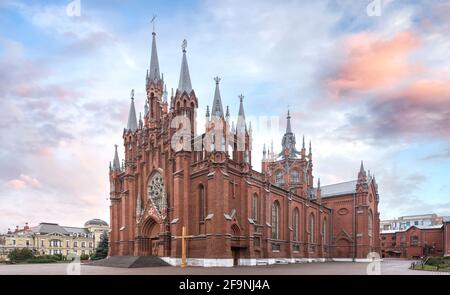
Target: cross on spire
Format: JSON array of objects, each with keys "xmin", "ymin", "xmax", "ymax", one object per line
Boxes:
[{"xmin": 151, "ymin": 15, "xmax": 157, "ymax": 33}]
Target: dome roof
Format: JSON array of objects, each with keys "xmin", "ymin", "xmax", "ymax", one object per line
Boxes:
[{"xmin": 84, "ymin": 219, "xmax": 109, "ymax": 227}]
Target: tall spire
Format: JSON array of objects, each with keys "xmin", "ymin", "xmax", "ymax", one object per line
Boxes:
[
  {"xmin": 211, "ymin": 77, "xmax": 224, "ymax": 117},
  {"xmin": 112, "ymin": 145, "xmax": 121, "ymax": 171},
  {"xmin": 148, "ymin": 23, "xmax": 161, "ymax": 82},
  {"xmin": 360, "ymin": 160, "xmax": 365, "ymax": 174},
  {"xmin": 279, "ymin": 108, "xmax": 300, "ymax": 159},
  {"xmin": 286, "ymin": 110, "xmax": 292, "ymax": 134},
  {"xmin": 177, "ymin": 39, "xmax": 192, "ymax": 93},
  {"xmin": 236, "ymin": 94, "xmax": 246, "ymax": 133},
  {"xmin": 127, "ymin": 89, "xmax": 138, "ymax": 131}
]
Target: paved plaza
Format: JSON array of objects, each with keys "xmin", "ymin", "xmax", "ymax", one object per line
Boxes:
[{"xmin": 0, "ymin": 259, "xmax": 448, "ymax": 275}]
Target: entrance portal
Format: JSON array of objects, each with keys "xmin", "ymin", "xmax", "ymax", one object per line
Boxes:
[{"xmin": 140, "ymin": 218, "xmax": 160, "ymax": 256}]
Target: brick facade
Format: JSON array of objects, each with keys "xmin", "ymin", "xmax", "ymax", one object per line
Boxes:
[
  {"xmin": 108, "ymin": 28, "xmax": 381, "ymax": 266},
  {"xmin": 381, "ymin": 225, "xmax": 447, "ymax": 259}
]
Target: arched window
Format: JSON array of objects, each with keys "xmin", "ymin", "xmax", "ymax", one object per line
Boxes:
[
  {"xmin": 272, "ymin": 201, "xmax": 280, "ymax": 239},
  {"xmin": 291, "ymin": 170, "xmax": 300, "ymax": 183},
  {"xmin": 199, "ymin": 185, "xmax": 206, "ymax": 221},
  {"xmin": 252, "ymin": 193, "xmax": 259, "ymax": 222},
  {"xmin": 322, "ymin": 218, "xmax": 327, "ymax": 245},
  {"xmin": 293, "ymin": 208, "xmax": 300, "ymax": 241},
  {"xmin": 275, "ymin": 170, "xmax": 284, "ymax": 184},
  {"xmin": 309, "ymin": 214, "xmax": 315, "ymax": 244},
  {"xmin": 368, "ymin": 210, "xmax": 373, "ymax": 245}
]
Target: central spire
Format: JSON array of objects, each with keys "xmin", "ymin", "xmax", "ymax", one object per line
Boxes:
[
  {"xmin": 211, "ymin": 76, "xmax": 224, "ymax": 117},
  {"xmin": 286, "ymin": 109, "xmax": 292, "ymax": 134},
  {"xmin": 148, "ymin": 28, "xmax": 161, "ymax": 83},
  {"xmin": 177, "ymin": 39, "xmax": 192, "ymax": 93}
]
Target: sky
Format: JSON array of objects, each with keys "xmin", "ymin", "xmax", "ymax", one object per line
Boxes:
[{"xmin": 0, "ymin": 0, "xmax": 449, "ymax": 232}]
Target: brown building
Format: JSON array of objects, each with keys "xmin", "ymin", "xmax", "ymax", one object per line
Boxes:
[
  {"xmin": 108, "ymin": 27, "xmax": 381, "ymax": 266},
  {"xmin": 380, "ymin": 217, "xmax": 450, "ymax": 259}
]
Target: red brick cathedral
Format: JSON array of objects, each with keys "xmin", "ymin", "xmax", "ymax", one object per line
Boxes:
[{"xmin": 108, "ymin": 28, "xmax": 381, "ymax": 266}]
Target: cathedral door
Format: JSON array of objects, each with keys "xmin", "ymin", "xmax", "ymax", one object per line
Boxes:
[
  {"xmin": 141, "ymin": 218, "xmax": 160, "ymax": 256},
  {"xmin": 231, "ymin": 247, "xmax": 240, "ymax": 266},
  {"xmin": 335, "ymin": 238, "xmax": 351, "ymax": 258}
]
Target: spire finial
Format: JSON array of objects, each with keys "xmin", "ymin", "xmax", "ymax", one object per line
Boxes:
[
  {"xmin": 318, "ymin": 178, "xmax": 321, "ymax": 189},
  {"xmin": 211, "ymin": 77, "xmax": 224, "ymax": 117},
  {"xmin": 151, "ymin": 15, "xmax": 157, "ymax": 34},
  {"xmin": 182, "ymin": 39, "xmax": 187, "ymax": 53},
  {"xmin": 239, "ymin": 94, "xmax": 244, "ymax": 102},
  {"xmin": 148, "ymin": 19, "xmax": 161, "ymax": 82},
  {"xmin": 309, "ymin": 140, "xmax": 312, "ymax": 154},
  {"xmin": 126, "ymin": 90, "xmax": 138, "ymax": 131},
  {"xmin": 177, "ymin": 39, "xmax": 193, "ymax": 93},
  {"xmin": 302, "ymin": 135, "xmax": 305, "ymax": 149}
]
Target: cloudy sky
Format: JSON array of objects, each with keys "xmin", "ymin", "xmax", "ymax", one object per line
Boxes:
[{"xmin": 0, "ymin": 0, "xmax": 449, "ymax": 232}]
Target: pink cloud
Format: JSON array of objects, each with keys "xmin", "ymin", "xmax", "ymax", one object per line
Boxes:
[
  {"xmin": 6, "ymin": 174, "xmax": 42, "ymax": 190},
  {"xmin": 326, "ymin": 31, "xmax": 421, "ymax": 98}
]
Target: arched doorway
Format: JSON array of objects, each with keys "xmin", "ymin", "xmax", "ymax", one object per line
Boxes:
[
  {"xmin": 140, "ymin": 218, "xmax": 160, "ymax": 256},
  {"xmin": 335, "ymin": 238, "xmax": 352, "ymax": 258}
]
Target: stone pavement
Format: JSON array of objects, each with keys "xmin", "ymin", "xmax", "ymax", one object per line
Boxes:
[{"xmin": 0, "ymin": 259, "xmax": 448, "ymax": 275}]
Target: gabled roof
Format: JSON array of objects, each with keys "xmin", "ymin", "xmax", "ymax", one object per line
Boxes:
[{"xmin": 321, "ymin": 180, "xmax": 357, "ymax": 198}]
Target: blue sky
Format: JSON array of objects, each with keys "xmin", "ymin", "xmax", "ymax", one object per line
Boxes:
[{"xmin": 0, "ymin": 0, "xmax": 449, "ymax": 231}]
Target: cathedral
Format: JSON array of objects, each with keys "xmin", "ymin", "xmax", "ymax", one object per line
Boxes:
[{"xmin": 108, "ymin": 27, "xmax": 381, "ymax": 266}]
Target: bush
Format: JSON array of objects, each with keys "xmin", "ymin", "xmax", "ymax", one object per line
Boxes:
[
  {"xmin": 427, "ymin": 257, "xmax": 444, "ymax": 266},
  {"xmin": 26, "ymin": 258, "xmax": 57, "ymax": 264},
  {"xmin": 8, "ymin": 248, "xmax": 34, "ymax": 262},
  {"xmin": 80, "ymin": 254, "xmax": 90, "ymax": 261}
]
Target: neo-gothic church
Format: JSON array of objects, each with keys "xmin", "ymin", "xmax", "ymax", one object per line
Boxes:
[{"xmin": 108, "ymin": 27, "xmax": 381, "ymax": 266}]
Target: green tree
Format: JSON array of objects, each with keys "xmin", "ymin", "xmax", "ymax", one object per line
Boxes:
[
  {"xmin": 8, "ymin": 248, "xmax": 34, "ymax": 262},
  {"xmin": 91, "ymin": 231, "xmax": 108, "ymax": 260}
]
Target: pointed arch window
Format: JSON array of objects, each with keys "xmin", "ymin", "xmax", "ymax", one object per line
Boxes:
[
  {"xmin": 368, "ymin": 210, "xmax": 373, "ymax": 245},
  {"xmin": 293, "ymin": 208, "xmax": 300, "ymax": 241},
  {"xmin": 199, "ymin": 185, "xmax": 206, "ymax": 222},
  {"xmin": 309, "ymin": 214, "xmax": 315, "ymax": 244},
  {"xmin": 275, "ymin": 170, "xmax": 284, "ymax": 185},
  {"xmin": 252, "ymin": 193, "xmax": 259, "ymax": 222},
  {"xmin": 272, "ymin": 201, "xmax": 280, "ymax": 239},
  {"xmin": 291, "ymin": 170, "xmax": 300, "ymax": 184}
]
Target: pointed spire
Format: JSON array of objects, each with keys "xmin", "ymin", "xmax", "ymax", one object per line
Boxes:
[
  {"xmin": 163, "ymin": 84, "xmax": 168, "ymax": 102},
  {"xmin": 263, "ymin": 143, "xmax": 267, "ymax": 160},
  {"xmin": 226, "ymin": 105, "xmax": 230, "ymax": 118},
  {"xmin": 286, "ymin": 109, "xmax": 292, "ymax": 134},
  {"xmin": 206, "ymin": 105, "xmax": 210, "ymax": 118},
  {"xmin": 112, "ymin": 145, "xmax": 121, "ymax": 171},
  {"xmin": 211, "ymin": 77, "xmax": 224, "ymax": 117},
  {"xmin": 148, "ymin": 28, "xmax": 161, "ymax": 82},
  {"xmin": 309, "ymin": 140, "xmax": 312, "ymax": 154},
  {"xmin": 144, "ymin": 99, "xmax": 149, "ymax": 115},
  {"xmin": 127, "ymin": 89, "xmax": 138, "ymax": 131},
  {"xmin": 318, "ymin": 178, "xmax": 321, "ymax": 189},
  {"xmin": 302, "ymin": 135, "xmax": 305, "ymax": 149},
  {"xmin": 177, "ymin": 39, "xmax": 192, "ymax": 93},
  {"xmin": 360, "ymin": 160, "xmax": 365, "ymax": 173},
  {"xmin": 236, "ymin": 94, "xmax": 246, "ymax": 133},
  {"xmin": 139, "ymin": 112, "xmax": 143, "ymax": 129}
]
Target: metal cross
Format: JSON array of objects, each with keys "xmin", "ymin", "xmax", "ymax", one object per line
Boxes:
[
  {"xmin": 131, "ymin": 89, "xmax": 135, "ymax": 99},
  {"xmin": 151, "ymin": 15, "xmax": 157, "ymax": 32},
  {"xmin": 182, "ymin": 39, "xmax": 187, "ymax": 52}
]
